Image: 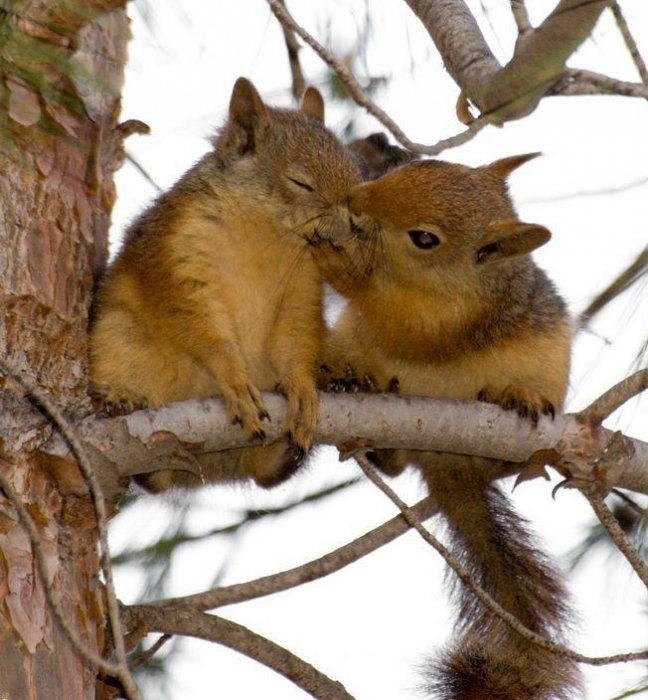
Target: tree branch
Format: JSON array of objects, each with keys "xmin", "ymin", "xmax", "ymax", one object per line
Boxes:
[
  {"xmin": 35, "ymin": 391, "xmax": 648, "ymax": 499},
  {"xmin": 585, "ymin": 494, "xmax": 648, "ymax": 589},
  {"xmin": 138, "ymin": 495, "xmax": 438, "ymax": 611},
  {"xmin": 354, "ymin": 453, "xmax": 648, "ymax": 667},
  {"xmin": 511, "ymin": 0, "xmax": 532, "ymax": 35},
  {"xmin": 610, "ymin": 1, "xmax": 648, "ymax": 85},
  {"xmin": 579, "ymin": 369, "xmax": 648, "ymax": 425},
  {"xmin": 135, "ymin": 608, "xmax": 356, "ymax": 699},
  {"xmin": 112, "ymin": 478, "xmax": 360, "ymax": 566},
  {"xmin": 276, "ymin": 0, "xmax": 306, "ymax": 100},
  {"xmin": 265, "ymin": 0, "xmax": 493, "ymax": 154},
  {"xmin": 553, "ymin": 68, "xmax": 648, "ymax": 98},
  {"xmin": 580, "ymin": 244, "xmax": 648, "ymax": 324},
  {"xmin": 405, "ymin": 0, "xmax": 613, "ymax": 121}
]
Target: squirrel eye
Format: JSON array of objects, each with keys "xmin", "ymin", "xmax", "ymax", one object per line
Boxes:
[
  {"xmin": 408, "ymin": 229, "xmax": 441, "ymax": 250},
  {"xmin": 287, "ymin": 176, "xmax": 315, "ymax": 192}
]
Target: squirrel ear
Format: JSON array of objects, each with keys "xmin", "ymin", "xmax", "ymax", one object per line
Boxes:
[
  {"xmin": 300, "ymin": 86, "xmax": 325, "ymax": 123},
  {"xmin": 223, "ymin": 77, "xmax": 268, "ymax": 155},
  {"xmin": 484, "ymin": 152, "xmax": 541, "ymax": 179},
  {"xmin": 476, "ymin": 220, "xmax": 551, "ymax": 265}
]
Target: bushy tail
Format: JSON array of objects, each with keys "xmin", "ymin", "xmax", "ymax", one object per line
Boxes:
[{"xmin": 421, "ymin": 457, "xmax": 582, "ymax": 700}]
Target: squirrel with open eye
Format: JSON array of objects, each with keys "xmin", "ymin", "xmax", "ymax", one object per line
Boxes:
[
  {"xmin": 89, "ymin": 78, "xmax": 361, "ymax": 491},
  {"xmin": 319, "ymin": 141, "xmax": 582, "ymax": 699}
]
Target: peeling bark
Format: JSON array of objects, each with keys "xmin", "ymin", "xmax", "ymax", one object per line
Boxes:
[{"xmin": 0, "ymin": 2, "xmax": 128, "ymax": 696}]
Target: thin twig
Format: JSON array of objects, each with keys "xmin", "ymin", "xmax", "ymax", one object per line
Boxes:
[
  {"xmin": 277, "ymin": 0, "xmax": 306, "ymax": 100},
  {"xmin": 579, "ymin": 369, "xmax": 648, "ymax": 425},
  {"xmin": 554, "ymin": 68, "xmax": 648, "ymax": 98},
  {"xmin": 511, "ymin": 0, "xmax": 532, "ymax": 35},
  {"xmin": 0, "ymin": 361, "xmax": 141, "ymax": 700},
  {"xmin": 265, "ymin": 0, "xmax": 492, "ymax": 155},
  {"xmin": 129, "ymin": 634, "xmax": 172, "ymax": 671},
  {"xmin": 126, "ymin": 153, "xmax": 162, "ymax": 193},
  {"xmin": 137, "ymin": 608, "xmax": 356, "ymax": 699},
  {"xmin": 585, "ymin": 494, "xmax": 648, "ymax": 588},
  {"xmin": 523, "ymin": 174, "xmax": 648, "ymax": 204},
  {"xmin": 354, "ymin": 453, "xmax": 648, "ymax": 667},
  {"xmin": 610, "ymin": 2, "xmax": 648, "ymax": 85},
  {"xmin": 113, "ymin": 478, "xmax": 359, "ymax": 566},
  {"xmin": 0, "ymin": 465, "xmax": 121, "ymax": 677},
  {"xmin": 139, "ymin": 494, "xmax": 439, "ymax": 611},
  {"xmin": 580, "ymin": 244, "xmax": 648, "ymax": 324}
]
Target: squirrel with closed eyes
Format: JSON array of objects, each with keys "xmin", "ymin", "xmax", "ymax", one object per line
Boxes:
[
  {"xmin": 89, "ymin": 78, "xmax": 361, "ymax": 491},
  {"xmin": 319, "ymin": 139, "xmax": 581, "ymax": 699}
]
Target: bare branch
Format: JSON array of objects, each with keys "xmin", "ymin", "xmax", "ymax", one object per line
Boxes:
[
  {"xmin": 585, "ymin": 494, "xmax": 648, "ymax": 588},
  {"xmin": 136, "ymin": 608, "xmax": 356, "ymax": 699},
  {"xmin": 0, "ymin": 361, "xmax": 140, "ymax": 700},
  {"xmin": 524, "ymin": 175, "xmax": 648, "ymax": 204},
  {"xmin": 354, "ymin": 453, "xmax": 648, "ymax": 667},
  {"xmin": 113, "ymin": 478, "xmax": 359, "ymax": 566},
  {"xmin": 554, "ymin": 68, "xmax": 648, "ymax": 98},
  {"xmin": 129, "ymin": 634, "xmax": 172, "ymax": 671},
  {"xmin": 580, "ymin": 244, "xmax": 648, "ymax": 324},
  {"xmin": 138, "ymin": 495, "xmax": 438, "ymax": 611},
  {"xmin": 579, "ymin": 370, "xmax": 648, "ymax": 425},
  {"xmin": 126, "ymin": 153, "xmax": 162, "ymax": 193},
  {"xmin": 265, "ymin": 0, "xmax": 493, "ymax": 154},
  {"xmin": 277, "ymin": 0, "xmax": 306, "ymax": 100},
  {"xmin": 404, "ymin": 0, "xmax": 613, "ymax": 120},
  {"xmin": 610, "ymin": 1, "xmax": 648, "ymax": 85},
  {"xmin": 511, "ymin": 0, "xmax": 532, "ymax": 35},
  {"xmin": 37, "ymin": 392, "xmax": 648, "ymax": 497}
]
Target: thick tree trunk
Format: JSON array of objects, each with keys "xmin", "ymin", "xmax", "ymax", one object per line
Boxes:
[{"xmin": 0, "ymin": 2, "xmax": 128, "ymax": 697}]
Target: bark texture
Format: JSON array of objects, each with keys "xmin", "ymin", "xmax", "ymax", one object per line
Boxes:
[{"xmin": 0, "ymin": 2, "xmax": 128, "ymax": 697}]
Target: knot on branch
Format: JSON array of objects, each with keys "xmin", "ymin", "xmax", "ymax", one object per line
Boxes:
[{"xmin": 555, "ymin": 418, "xmax": 634, "ymax": 497}]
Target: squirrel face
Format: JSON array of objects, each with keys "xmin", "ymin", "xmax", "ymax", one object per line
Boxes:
[
  {"xmin": 348, "ymin": 154, "xmax": 551, "ymax": 292},
  {"xmin": 215, "ymin": 79, "xmax": 361, "ymax": 246}
]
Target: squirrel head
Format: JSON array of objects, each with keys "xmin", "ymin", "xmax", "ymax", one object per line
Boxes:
[
  {"xmin": 348, "ymin": 154, "xmax": 550, "ymax": 292},
  {"xmin": 214, "ymin": 77, "xmax": 361, "ymax": 245},
  {"xmin": 347, "ymin": 132, "xmax": 418, "ymax": 180}
]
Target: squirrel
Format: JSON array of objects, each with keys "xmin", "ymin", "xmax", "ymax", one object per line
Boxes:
[
  {"xmin": 319, "ymin": 146, "xmax": 582, "ymax": 699},
  {"xmin": 89, "ymin": 78, "xmax": 361, "ymax": 491}
]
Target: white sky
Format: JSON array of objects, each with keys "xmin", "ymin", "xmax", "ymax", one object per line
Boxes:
[{"xmin": 108, "ymin": 1, "xmax": 648, "ymax": 698}]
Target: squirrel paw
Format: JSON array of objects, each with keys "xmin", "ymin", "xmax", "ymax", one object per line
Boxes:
[
  {"xmin": 478, "ymin": 385, "xmax": 555, "ymax": 426},
  {"xmin": 318, "ymin": 363, "xmax": 392, "ymax": 393},
  {"xmin": 276, "ymin": 375, "xmax": 319, "ymax": 452},
  {"xmin": 223, "ymin": 381, "xmax": 270, "ymax": 442},
  {"xmin": 90, "ymin": 382, "xmax": 149, "ymax": 416}
]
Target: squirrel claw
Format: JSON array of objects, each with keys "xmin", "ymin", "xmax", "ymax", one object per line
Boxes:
[{"xmin": 480, "ymin": 384, "xmax": 555, "ymax": 429}]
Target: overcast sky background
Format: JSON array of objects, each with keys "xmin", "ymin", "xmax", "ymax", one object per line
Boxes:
[{"xmin": 107, "ymin": 1, "xmax": 648, "ymax": 698}]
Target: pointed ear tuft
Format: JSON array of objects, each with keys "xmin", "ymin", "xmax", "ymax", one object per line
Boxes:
[
  {"xmin": 476, "ymin": 220, "xmax": 551, "ymax": 265},
  {"xmin": 300, "ymin": 86, "xmax": 325, "ymax": 123},
  {"xmin": 229, "ymin": 77, "xmax": 268, "ymax": 131},
  {"xmin": 485, "ymin": 152, "xmax": 542, "ymax": 179},
  {"xmin": 223, "ymin": 77, "xmax": 268, "ymax": 156}
]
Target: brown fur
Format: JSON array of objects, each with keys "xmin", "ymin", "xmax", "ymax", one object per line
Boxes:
[
  {"xmin": 322, "ymin": 151, "xmax": 582, "ymax": 698},
  {"xmin": 89, "ymin": 79, "xmax": 361, "ymax": 490}
]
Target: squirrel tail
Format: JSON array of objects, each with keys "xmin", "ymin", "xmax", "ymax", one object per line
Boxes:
[{"xmin": 420, "ymin": 457, "xmax": 583, "ymax": 700}]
